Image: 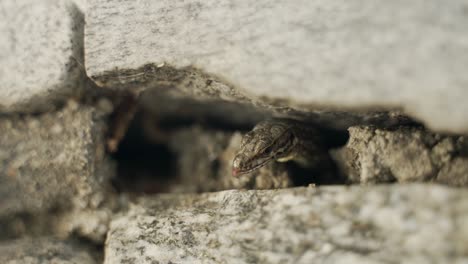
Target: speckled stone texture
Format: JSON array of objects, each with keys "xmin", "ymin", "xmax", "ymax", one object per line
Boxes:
[
  {"xmin": 0, "ymin": 101, "xmax": 116, "ymax": 241},
  {"xmin": 0, "ymin": 237, "xmax": 100, "ymax": 264},
  {"xmin": 105, "ymin": 185, "xmax": 468, "ymax": 264},
  {"xmin": 0, "ymin": 0, "xmax": 87, "ymax": 112},
  {"xmin": 332, "ymin": 126, "xmax": 468, "ymax": 185},
  {"xmin": 85, "ymin": 0, "xmax": 468, "ymax": 133},
  {"xmin": 168, "ymin": 125, "xmax": 292, "ymax": 192}
]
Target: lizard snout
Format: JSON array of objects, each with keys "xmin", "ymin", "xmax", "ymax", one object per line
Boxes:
[{"xmin": 232, "ymin": 154, "xmax": 244, "ymax": 177}]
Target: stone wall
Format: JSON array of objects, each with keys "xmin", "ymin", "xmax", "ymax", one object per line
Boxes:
[{"xmin": 1, "ymin": 0, "xmax": 468, "ymax": 263}]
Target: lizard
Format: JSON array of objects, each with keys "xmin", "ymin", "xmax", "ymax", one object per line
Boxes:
[{"xmin": 232, "ymin": 119, "xmax": 337, "ymax": 177}]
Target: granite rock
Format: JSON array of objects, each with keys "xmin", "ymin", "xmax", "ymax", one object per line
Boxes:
[
  {"xmin": 0, "ymin": 0, "xmax": 87, "ymax": 113},
  {"xmin": 85, "ymin": 0, "xmax": 468, "ymax": 133},
  {"xmin": 105, "ymin": 184, "xmax": 468, "ymax": 264}
]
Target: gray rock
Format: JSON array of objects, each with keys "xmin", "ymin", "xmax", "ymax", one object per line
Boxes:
[
  {"xmin": 0, "ymin": 0, "xmax": 87, "ymax": 113},
  {"xmin": 0, "ymin": 237, "xmax": 100, "ymax": 264},
  {"xmin": 0, "ymin": 101, "xmax": 116, "ymax": 241},
  {"xmin": 167, "ymin": 125, "xmax": 293, "ymax": 192},
  {"xmin": 85, "ymin": 0, "xmax": 468, "ymax": 133},
  {"xmin": 332, "ymin": 126, "xmax": 468, "ymax": 185},
  {"xmin": 105, "ymin": 184, "xmax": 468, "ymax": 264}
]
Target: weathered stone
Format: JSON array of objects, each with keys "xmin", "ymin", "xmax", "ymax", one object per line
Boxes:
[
  {"xmin": 168, "ymin": 125, "xmax": 293, "ymax": 192},
  {"xmin": 332, "ymin": 126, "xmax": 468, "ymax": 185},
  {"xmin": 105, "ymin": 184, "xmax": 468, "ymax": 264},
  {"xmin": 0, "ymin": 0, "xmax": 87, "ymax": 112},
  {"xmin": 85, "ymin": 0, "xmax": 468, "ymax": 133},
  {"xmin": 0, "ymin": 237, "xmax": 100, "ymax": 264},
  {"xmin": 0, "ymin": 101, "xmax": 116, "ymax": 241}
]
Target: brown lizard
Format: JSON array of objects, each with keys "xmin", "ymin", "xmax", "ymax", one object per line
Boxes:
[{"xmin": 232, "ymin": 119, "xmax": 333, "ymax": 177}]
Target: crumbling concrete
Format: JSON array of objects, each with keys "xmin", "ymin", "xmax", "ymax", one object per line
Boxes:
[
  {"xmin": 0, "ymin": 101, "xmax": 116, "ymax": 241},
  {"xmin": 332, "ymin": 126, "xmax": 468, "ymax": 186}
]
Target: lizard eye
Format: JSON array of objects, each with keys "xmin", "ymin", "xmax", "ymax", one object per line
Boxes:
[{"xmin": 263, "ymin": 146, "xmax": 273, "ymax": 153}]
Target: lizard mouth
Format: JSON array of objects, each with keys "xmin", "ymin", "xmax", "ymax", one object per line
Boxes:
[{"xmin": 232, "ymin": 156, "xmax": 273, "ymax": 177}]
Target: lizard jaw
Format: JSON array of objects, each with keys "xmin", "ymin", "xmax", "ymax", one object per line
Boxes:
[{"xmin": 232, "ymin": 156, "xmax": 273, "ymax": 177}]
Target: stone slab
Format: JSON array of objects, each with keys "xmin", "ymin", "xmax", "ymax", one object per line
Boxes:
[
  {"xmin": 0, "ymin": 0, "xmax": 87, "ymax": 112},
  {"xmin": 85, "ymin": 0, "xmax": 468, "ymax": 133},
  {"xmin": 105, "ymin": 185, "xmax": 468, "ymax": 264},
  {"xmin": 0, "ymin": 237, "xmax": 99, "ymax": 264}
]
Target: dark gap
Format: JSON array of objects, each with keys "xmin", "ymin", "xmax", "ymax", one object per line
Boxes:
[
  {"xmin": 210, "ymin": 159, "xmax": 221, "ymax": 180},
  {"xmin": 319, "ymin": 126, "xmax": 350, "ymax": 149},
  {"xmin": 110, "ymin": 107, "xmax": 353, "ymax": 193},
  {"xmin": 110, "ymin": 105, "xmax": 260, "ymax": 194},
  {"xmin": 156, "ymin": 112, "xmax": 258, "ymax": 132},
  {"xmin": 289, "ymin": 126, "xmax": 350, "ymax": 186},
  {"xmin": 111, "ymin": 111, "xmax": 177, "ymax": 194}
]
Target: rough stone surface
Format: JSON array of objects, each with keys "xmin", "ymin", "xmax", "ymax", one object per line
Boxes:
[
  {"xmin": 0, "ymin": 237, "xmax": 100, "ymax": 264},
  {"xmin": 0, "ymin": 101, "xmax": 116, "ymax": 241},
  {"xmin": 86, "ymin": 0, "xmax": 468, "ymax": 133},
  {"xmin": 0, "ymin": 0, "xmax": 87, "ymax": 112},
  {"xmin": 168, "ymin": 125, "xmax": 293, "ymax": 192},
  {"xmin": 332, "ymin": 126, "xmax": 468, "ymax": 185},
  {"xmin": 105, "ymin": 184, "xmax": 468, "ymax": 264}
]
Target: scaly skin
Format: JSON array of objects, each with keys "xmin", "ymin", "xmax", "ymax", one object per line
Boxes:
[{"xmin": 232, "ymin": 119, "xmax": 326, "ymax": 176}]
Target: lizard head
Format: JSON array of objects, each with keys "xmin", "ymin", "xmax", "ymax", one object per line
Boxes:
[{"xmin": 232, "ymin": 121, "xmax": 297, "ymax": 176}]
